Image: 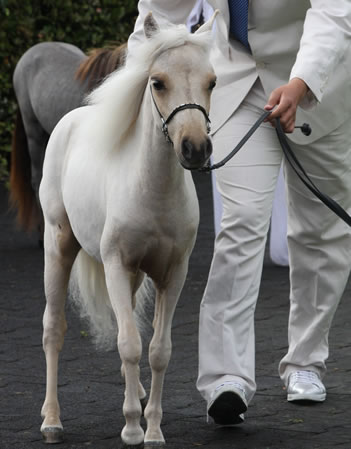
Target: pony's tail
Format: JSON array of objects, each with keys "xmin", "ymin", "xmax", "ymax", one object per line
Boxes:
[
  {"xmin": 9, "ymin": 109, "xmax": 40, "ymax": 231},
  {"xmin": 69, "ymin": 249, "xmax": 154, "ymax": 350}
]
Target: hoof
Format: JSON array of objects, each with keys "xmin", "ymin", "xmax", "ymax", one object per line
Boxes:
[
  {"xmin": 41, "ymin": 427, "xmax": 64, "ymax": 444},
  {"xmin": 122, "ymin": 442, "xmax": 144, "ymax": 449},
  {"xmin": 144, "ymin": 442, "xmax": 166, "ymax": 448}
]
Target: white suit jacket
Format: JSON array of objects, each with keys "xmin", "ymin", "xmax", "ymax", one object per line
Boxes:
[{"xmin": 128, "ymin": 0, "xmax": 351, "ymax": 144}]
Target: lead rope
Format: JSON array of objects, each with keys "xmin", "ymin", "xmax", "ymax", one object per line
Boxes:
[
  {"xmin": 275, "ymin": 118, "xmax": 351, "ymax": 227},
  {"xmin": 199, "ymin": 110, "xmax": 351, "ymax": 227},
  {"xmin": 199, "ymin": 110, "xmax": 271, "ymax": 171}
]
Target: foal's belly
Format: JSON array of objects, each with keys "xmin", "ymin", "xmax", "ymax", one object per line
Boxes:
[
  {"xmin": 62, "ymin": 159, "xmax": 107, "ymax": 262},
  {"xmin": 64, "ymin": 196, "xmax": 106, "ymax": 262}
]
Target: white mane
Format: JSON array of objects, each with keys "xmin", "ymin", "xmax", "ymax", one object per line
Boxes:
[{"xmin": 85, "ymin": 24, "xmax": 212, "ymax": 153}]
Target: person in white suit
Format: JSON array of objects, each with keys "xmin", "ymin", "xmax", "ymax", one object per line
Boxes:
[
  {"xmin": 128, "ymin": 1, "xmax": 351, "ymax": 425},
  {"xmin": 187, "ymin": 1, "xmax": 290, "ymax": 266}
]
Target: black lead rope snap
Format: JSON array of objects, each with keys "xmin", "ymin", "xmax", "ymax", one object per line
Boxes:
[
  {"xmin": 200, "ymin": 109, "xmax": 351, "ymax": 227},
  {"xmin": 294, "ymin": 123, "xmax": 312, "ymax": 136}
]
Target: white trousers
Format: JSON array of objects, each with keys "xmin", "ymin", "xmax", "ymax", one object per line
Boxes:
[
  {"xmin": 269, "ymin": 166, "xmax": 289, "ymax": 266},
  {"xmin": 197, "ymin": 79, "xmax": 351, "ymax": 404},
  {"xmin": 212, "ymin": 133, "xmax": 289, "ymax": 267}
]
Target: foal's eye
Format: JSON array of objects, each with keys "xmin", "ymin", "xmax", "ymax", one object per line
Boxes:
[
  {"xmin": 208, "ymin": 79, "xmax": 217, "ymax": 91},
  {"xmin": 152, "ymin": 80, "xmax": 165, "ymax": 91}
]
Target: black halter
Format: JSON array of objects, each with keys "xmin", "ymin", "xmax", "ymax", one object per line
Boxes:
[{"xmin": 149, "ymin": 84, "xmax": 211, "ymax": 145}]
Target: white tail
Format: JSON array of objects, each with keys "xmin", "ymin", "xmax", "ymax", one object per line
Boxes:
[{"xmin": 69, "ymin": 250, "xmax": 154, "ymax": 350}]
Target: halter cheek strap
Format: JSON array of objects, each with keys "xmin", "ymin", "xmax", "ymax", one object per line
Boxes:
[{"xmin": 149, "ymin": 85, "xmax": 211, "ymax": 144}]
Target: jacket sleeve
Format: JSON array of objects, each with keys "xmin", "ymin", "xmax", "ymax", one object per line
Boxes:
[
  {"xmin": 127, "ymin": 0, "xmax": 198, "ymax": 56},
  {"xmin": 290, "ymin": 0, "xmax": 351, "ymax": 108}
]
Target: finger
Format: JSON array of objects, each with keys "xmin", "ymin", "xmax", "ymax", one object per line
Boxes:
[
  {"xmin": 267, "ymin": 106, "xmax": 290, "ymax": 128},
  {"xmin": 265, "ymin": 88, "xmax": 282, "ymax": 110},
  {"xmin": 278, "ymin": 109, "xmax": 294, "ymax": 127},
  {"xmin": 264, "ymin": 90, "xmax": 282, "ymax": 120},
  {"xmin": 268, "ymin": 98, "xmax": 293, "ymax": 120},
  {"xmin": 283, "ymin": 119, "xmax": 295, "ymax": 134},
  {"xmin": 265, "ymin": 104, "xmax": 285, "ymax": 122},
  {"xmin": 281, "ymin": 103, "xmax": 298, "ymax": 128},
  {"xmin": 277, "ymin": 114, "xmax": 295, "ymax": 133},
  {"xmin": 267, "ymin": 117, "xmax": 294, "ymax": 133}
]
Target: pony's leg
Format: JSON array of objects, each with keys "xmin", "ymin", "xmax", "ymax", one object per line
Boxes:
[
  {"xmin": 133, "ymin": 270, "xmax": 148, "ymax": 410},
  {"xmin": 20, "ymin": 100, "xmax": 48, "ymax": 243},
  {"xmin": 121, "ymin": 269, "xmax": 148, "ymax": 412},
  {"xmin": 21, "ymin": 111, "xmax": 48, "ymax": 206},
  {"xmin": 26, "ymin": 125, "xmax": 48, "ymax": 244},
  {"xmin": 139, "ymin": 378, "xmax": 148, "ymax": 411},
  {"xmin": 103, "ymin": 259, "xmax": 144, "ymax": 447},
  {"xmin": 121, "ymin": 363, "xmax": 147, "ymax": 412},
  {"xmin": 40, "ymin": 220, "xmax": 80, "ymax": 443},
  {"xmin": 144, "ymin": 262, "xmax": 188, "ymax": 446}
]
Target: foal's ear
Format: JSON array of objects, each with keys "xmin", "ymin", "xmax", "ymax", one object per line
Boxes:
[
  {"xmin": 144, "ymin": 12, "xmax": 160, "ymax": 38},
  {"xmin": 195, "ymin": 9, "xmax": 219, "ymax": 34}
]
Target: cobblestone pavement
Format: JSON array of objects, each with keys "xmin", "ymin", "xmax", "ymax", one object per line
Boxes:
[{"xmin": 1, "ymin": 173, "xmax": 350, "ymax": 449}]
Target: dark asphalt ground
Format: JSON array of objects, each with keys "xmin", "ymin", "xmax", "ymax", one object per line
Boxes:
[{"xmin": 1, "ymin": 172, "xmax": 350, "ymax": 449}]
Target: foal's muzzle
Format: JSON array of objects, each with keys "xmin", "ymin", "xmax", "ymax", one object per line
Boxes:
[{"xmin": 180, "ymin": 136, "xmax": 213, "ymax": 170}]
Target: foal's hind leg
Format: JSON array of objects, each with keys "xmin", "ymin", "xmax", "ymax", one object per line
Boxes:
[
  {"xmin": 144, "ymin": 262, "xmax": 188, "ymax": 447},
  {"xmin": 40, "ymin": 218, "xmax": 80, "ymax": 443}
]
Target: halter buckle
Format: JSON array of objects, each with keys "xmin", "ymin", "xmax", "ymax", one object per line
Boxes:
[{"xmin": 161, "ymin": 120, "xmax": 171, "ymax": 143}]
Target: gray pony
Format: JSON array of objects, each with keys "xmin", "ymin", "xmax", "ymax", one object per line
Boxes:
[{"xmin": 10, "ymin": 41, "xmax": 126, "ymax": 242}]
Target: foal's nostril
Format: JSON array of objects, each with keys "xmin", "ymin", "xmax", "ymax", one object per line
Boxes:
[
  {"xmin": 202, "ymin": 137, "xmax": 213, "ymax": 159},
  {"xmin": 182, "ymin": 139, "xmax": 194, "ymax": 162}
]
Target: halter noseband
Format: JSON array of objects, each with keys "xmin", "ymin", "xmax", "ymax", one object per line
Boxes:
[{"xmin": 149, "ymin": 84, "xmax": 211, "ymax": 144}]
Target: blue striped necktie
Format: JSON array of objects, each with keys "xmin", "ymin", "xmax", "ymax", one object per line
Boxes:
[{"xmin": 228, "ymin": 0, "xmax": 250, "ymax": 50}]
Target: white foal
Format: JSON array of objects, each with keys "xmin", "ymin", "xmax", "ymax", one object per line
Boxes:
[{"xmin": 39, "ymin": 12, "xmax": 218, "ymax": 448}]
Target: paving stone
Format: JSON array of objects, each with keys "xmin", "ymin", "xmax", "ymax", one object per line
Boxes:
[{"xmin": 0, "ymin": 173, "xmax": 350, "ymax": 449}]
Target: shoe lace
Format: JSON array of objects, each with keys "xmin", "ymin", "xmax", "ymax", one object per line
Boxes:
[
  {"xmin": 214, "ymin": 381, "xmax": 246, "ymax": 397},
  {"xmin": 290, "ymin": 370, "xmax": 321, "ymax": 385}
]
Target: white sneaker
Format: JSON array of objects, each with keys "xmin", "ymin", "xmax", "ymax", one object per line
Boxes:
[
  {"xmin": 287, "ymin": 370, "xmax": 326, "ymax": 402},
  {"xmin": 207, "ymin": 381, "xmax": 247, "ymax": 425}
]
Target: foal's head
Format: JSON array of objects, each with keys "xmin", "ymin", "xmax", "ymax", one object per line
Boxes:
[{"xmin": 146, "ymin": 13, "xmax": 217, "ymax": 170}]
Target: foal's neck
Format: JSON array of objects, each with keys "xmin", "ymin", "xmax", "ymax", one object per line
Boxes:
[{"xmin": 135, "ymin": 90, "xmax": 186, "ymax": 196}]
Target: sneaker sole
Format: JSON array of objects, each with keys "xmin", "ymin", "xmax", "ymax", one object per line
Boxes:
[
  {"xmin": 287, "ymin": 393, "xmax": 326, "ymax": 402},
  {"xmin": 208, "ymin": 391, "xmax": 247, "ymax": 425}
]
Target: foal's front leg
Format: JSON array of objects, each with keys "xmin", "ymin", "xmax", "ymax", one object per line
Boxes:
[
  {"xmin": 103, "ymin": 257, "xmax": 144, "ymax": 447},
  {"xmin": 41, "ymin": 222, "xmax": 80, "ymax": 443},
  {"xmin": 144, "ymin": 262, "xmax": 188, "ymax": 447}
]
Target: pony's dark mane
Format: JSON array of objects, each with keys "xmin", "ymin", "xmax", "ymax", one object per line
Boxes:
[{"xmin": 75, "ymin": 43, "xmax": 127, "ymax": 90}]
